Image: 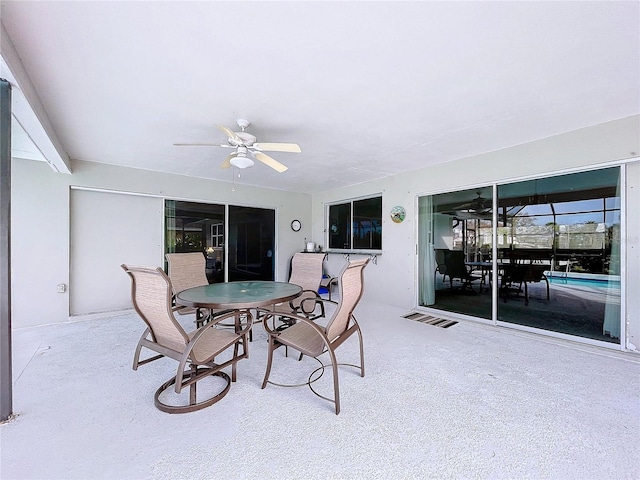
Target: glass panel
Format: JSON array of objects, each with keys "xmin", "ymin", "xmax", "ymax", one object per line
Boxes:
[
  {"xmin": 353, "ymin": 197, "xmax": 382, "ymax": 250},
  {"xmin": 553, "ymin": 199, "xmax": 603, "ymax": 214},
  {"xmin": 605, "ymin": 196, "xmax": 620, "ymax": 209},
  {"xmin": 420, "ymin": 186, "xmax": 493, "ymax": 320},
  {"xmin": 328, "ymin": 203, "xmax": 351, "ymax": 249},
  {"xmin": 228, "ymin": 205, "xmax": 275, "ymax": 281},
  {"xmin": 519, "ymin": 204, "xmax": 553, "ymax": 216},
  {"xmin": 164, "ymin": 200, "xmax": 225, "ymax": 283},
  {"xmin": 497, "ymin": 167, "xmax": 621, "ymax": 344}
]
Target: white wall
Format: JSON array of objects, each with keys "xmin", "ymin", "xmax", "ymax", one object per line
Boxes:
[
  {"xmin": 311, "ymin": 115, "xmax": 640, "ymax": 348},
  {"xmin": 11, "ymin": 158, "xmax": 71, "ymax": 325},
  {"xmin": 11, "ymin": 115, "xmax": 640, "ymax": 351},
  {"xmin": 70, "ymin": 189, "xmax": 164, "ymax": 315},
  {"xmin": 11, "ymin": 159, "xmax": 312, "ymax": 327}
]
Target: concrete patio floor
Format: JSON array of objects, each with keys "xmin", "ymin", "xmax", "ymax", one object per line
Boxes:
[{"xmin": 2, "ymin": 301, "xmax": 639, "ymax": 479}]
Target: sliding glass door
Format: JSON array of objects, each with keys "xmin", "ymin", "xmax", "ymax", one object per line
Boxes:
[
  {"xmin": 165, "ymin": 201, "xmax": 275, "ymax": 283},
  {"xmin": 418, "ymin": 166, "xmax": 622, "ymax": 345},
  {"xmin": 419, "ymin": 186, "xmax": 493, "ymax": 320},
  {"xmin": 228, "ymin": 205, "xmax": 275, "ymax": 281},
  {"xmin": 165, "ymin": 200, "xmax": 226, "ymax": 283},
  {"xmin": 496, "ymin": 168, "xmax": 621, "ymax": 343}
]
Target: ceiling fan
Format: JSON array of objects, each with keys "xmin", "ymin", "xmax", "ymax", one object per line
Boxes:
[
  {"xmin": 174, "ymin": 119, "xmax": 301, "ymax": 173},
  {"xmin": 452, "ymin": 191, "xmax": 491, "ymax": 212}
]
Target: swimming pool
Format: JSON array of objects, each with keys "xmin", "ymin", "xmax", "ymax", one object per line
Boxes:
[{"xmin": 546, "ymin": 272, "xmax": 621, "ymax": 289}]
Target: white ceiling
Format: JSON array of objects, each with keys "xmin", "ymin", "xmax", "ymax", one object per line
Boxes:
[{"xmin": 1, "ymin": 1, "xmax": 638, "ymax": 193}]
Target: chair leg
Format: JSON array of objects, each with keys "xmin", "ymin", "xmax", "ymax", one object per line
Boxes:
[
  {"xmin": 232, "ymin": 342, "xmax": 239, "ymax": 382},
  {"xmin": 356, "ymin": 325, "xmax": 365, "ymax": 378},
  {"xmin": 545, "ymin": 276, "xmax": 550, "ymax": 300},
  {"xmin": 188, "ymin": 365, "xmax": 197, "ymax": 406},
  {"xmin": 328, "ymin": 349, "xmax": 340, "ymax": 415},
  {"xmin": 261, "ymin": 337, "xmax": 276, "ymax": 389}
]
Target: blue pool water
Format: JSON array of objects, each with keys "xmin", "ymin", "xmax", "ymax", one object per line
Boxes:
[{"xmin": 547, "ymin": 275, "xmax": 620, "ymax": 289}]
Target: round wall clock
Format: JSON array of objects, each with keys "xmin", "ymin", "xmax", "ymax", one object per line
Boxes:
[
  {"xmin": 291, "ymin": 219, "xmax": 302, "ymax": 232},
  {"xmin": 390, "ymin": 206, "xmax": 406, "ymax": 223}
]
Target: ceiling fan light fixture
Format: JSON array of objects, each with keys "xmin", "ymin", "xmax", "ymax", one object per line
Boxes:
[
  {"xmin": 176, "ymin": 119, "xmax": 297, "ymax": 172},
  {"xmin": 230, "ymin": 155, "xmax": 254, "ymax": 169}
]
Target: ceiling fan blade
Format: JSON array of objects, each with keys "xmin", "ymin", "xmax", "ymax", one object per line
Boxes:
[
  {"xmin": 220, "ymin": 152, "xmax": 236, "ymax": 169},
  {"xmin": 454, "ymin": 201, "xmax": 474, "ymax": 210},
  {"xmin": 252, "ymin": 151, "xmax": 288, "ymax": 173},
  {"xmin": 216, "ymin": 124, "xmax": 242, "ymax": 144},
  {"xmin": 253, "ymin": 142, "xmax": 301, "ymax": 153},
  {"xmin": 173, "ymin": 143, "xmax": 224, "ymax": 147}
]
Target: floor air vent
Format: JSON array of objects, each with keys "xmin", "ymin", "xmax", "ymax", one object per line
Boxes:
[{"xmin": 402, "ymin": 312, "xmax": 458, "ymax": 328}]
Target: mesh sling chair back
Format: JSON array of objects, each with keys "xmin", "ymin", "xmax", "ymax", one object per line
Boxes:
[
  {"xmin": 165, "ymin": 252, "xmax": 229, "ymax": 326},
  {"xmin": 434, "ymin": 248, "xmax": 449, "ymax": 284},
  {"xmin": 500, "ymin": 251, "xmax": 550, "ymax": 306},
  {"xmin": 122, "ymin": 264, "xmax": 251, "ymax": 413},
  {"xmin": 260, "ymin": 257, "xmax": 370, "ymax": 414},
  {"xmin": 444, "ymin": 250, "xmax": 481, "ymax": 292},
  {"xmin": 265, "ymin": 252, "xmax": 327, "ymax": 325}
]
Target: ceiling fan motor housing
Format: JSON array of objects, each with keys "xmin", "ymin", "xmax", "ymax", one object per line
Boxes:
[{"xmin": 232, "ymin": 132, "xmax": 256, "ymax": 146}]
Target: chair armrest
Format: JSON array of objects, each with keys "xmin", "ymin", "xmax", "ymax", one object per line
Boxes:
[
  {"xmin": 260, "ymin": 309, "xmax": 327, "ymax": 338},
  {"xmin": 298, "ymin": 290, "xmax": 323, "ymax": 315}
]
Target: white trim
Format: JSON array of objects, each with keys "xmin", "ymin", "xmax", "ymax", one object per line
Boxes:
[
  {"xmin": 491, "ymin": 183, "xmax": 498, "ymax": 325},
  {"xmin": 70, "ymin": 185, "xmax": 163, "ymax": 198},
  {"xmin": 324, "ymin": 191, "xmax": 384, "ymax": 205},
  {"xmin": 620, "ymin": 164, "xmax": 628, "ymax": 350},
  {"xmin": 69, "ymin": 184, "xmax": 280, "ymax": 209}
]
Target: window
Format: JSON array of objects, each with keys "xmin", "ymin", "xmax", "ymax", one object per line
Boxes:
[
  {"xmin": 211, "ymin": 223, "xmax": 224, "ymax": 247},
  {"xmin": 328, "ymin": 196, "xmax": 382, "ymax": 251}
]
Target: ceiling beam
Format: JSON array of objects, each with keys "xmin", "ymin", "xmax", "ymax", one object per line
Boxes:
[{"xmin": 0, "ymin": 22, "xmax": 71, "ymax": 174}]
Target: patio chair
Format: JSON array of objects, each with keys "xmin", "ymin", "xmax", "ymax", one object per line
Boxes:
[
  {"xmin": 500, "ymin": 256, "xmax": 550, "ymax": 306},
  {"xmin": 122, "ymin": 264, "xmax": 251, "ymax": 413},
  {"xmin": 262, "ymin": 252, "xmax": 327, "ymax": 328},
  {"xmin": 434, "ymin": 248, "xmax": 449, "ymax": 284},
  {"xmin": 166, "ymin": 252, "xmax": 230, "ymax": 326},
  {"xmin": 444, "ymin": 250, "xmax": 481, "ymax": 292},
  {"xmin": 260, "ymin": 258, "xmax": 370, "ymax": 414}
]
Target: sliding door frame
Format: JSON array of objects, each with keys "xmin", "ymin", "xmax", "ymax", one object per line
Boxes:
[{"xmin": 415, "ymin": 162, "xmax": 629, "ymax": 351}]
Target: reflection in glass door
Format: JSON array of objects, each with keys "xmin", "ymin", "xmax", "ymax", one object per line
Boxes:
[
  {"xmin": 165, "ymin": 200, "xmax": 225, "ymax": 283},
  {"xmin": 418, "ymin": 186, "xmax": 493, "ymax": 320},
  {"xmin": 165, "ymin": 201, "xmax": 276, "ymax": 283},
  {"xmin": 418, "ymin": 166, "xmax": 622, "ymax": 345},
  {"xmin": 496, "ymin": 168, "xmax": 621, "ymax": 343},
  {"xmin": 228, "ymin": 206, "xmax": 275, "ymax": 281}
]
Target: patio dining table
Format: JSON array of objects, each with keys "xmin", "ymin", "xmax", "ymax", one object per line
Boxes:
[
  {"xmin": 176, "ymin": 281, "xmax": 303, "ymax": 340},
  {"xmin": 176, "ymin": 280, "xmax": 303, "ymax": 316}
]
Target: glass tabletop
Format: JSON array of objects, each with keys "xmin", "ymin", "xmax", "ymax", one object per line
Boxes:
[{"xmin": 176, "ymin": 281, "xmax": 303, "ymax": 309}]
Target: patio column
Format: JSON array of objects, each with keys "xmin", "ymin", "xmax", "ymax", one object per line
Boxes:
[{"xmin": 0, "ymin": 77, "xmax": 12, "ymax": 421}]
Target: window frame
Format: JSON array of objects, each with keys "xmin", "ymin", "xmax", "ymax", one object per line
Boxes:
[{"xmin": 326, "ymin": 194, "xmax": 383, "ymax": 253}]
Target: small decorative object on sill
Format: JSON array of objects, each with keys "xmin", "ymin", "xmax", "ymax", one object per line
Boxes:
[{"xmin": 390, "ymin": 206, "xmax": 406, "ymax": 223}]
